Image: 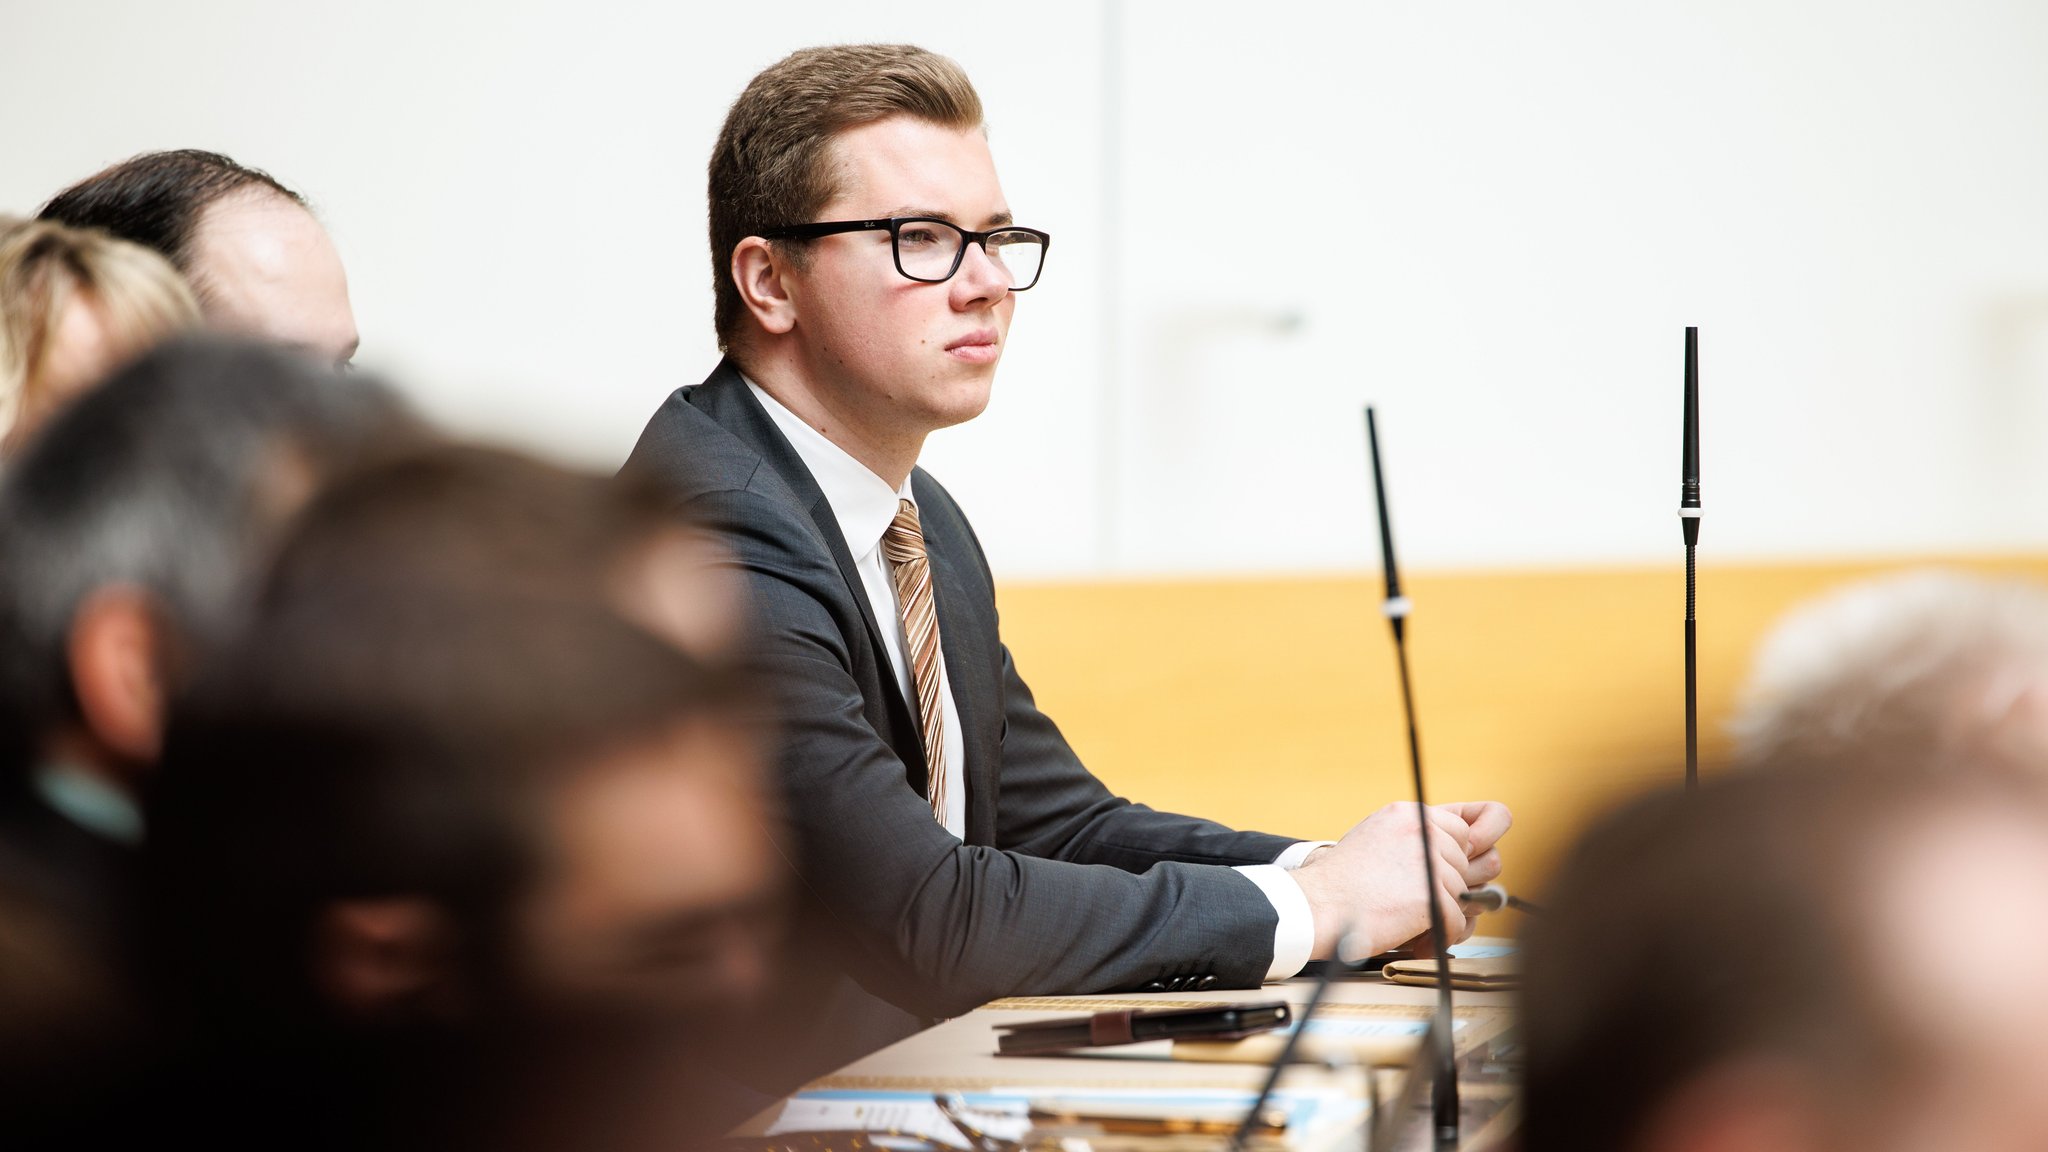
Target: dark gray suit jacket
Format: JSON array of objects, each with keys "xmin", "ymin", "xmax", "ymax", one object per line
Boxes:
[{"xmin": 623, "ymin": 359, "xmax": 1294, "ymax": 1033}]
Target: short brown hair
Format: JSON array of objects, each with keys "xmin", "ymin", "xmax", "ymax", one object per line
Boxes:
[{"xmin": 708, "ymin": 44, "xmax": 983, "ymax": 351}]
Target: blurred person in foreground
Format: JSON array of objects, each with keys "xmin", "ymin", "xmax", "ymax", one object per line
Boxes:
[
  {"xmin": 0, "ymin": 216, "xmax": 200, "ymax": 455},
  {"xmin": 0, "ymin": 338, "xmax": 414, "ymax": 981},
  {"xmin": 622, "ymin": 41, "xmax": 1512, "ymax": 1081},
  {"xmin": 135, "ymin": 445, "xmax": 781, "ymax": 1151},
  {"xmin": 1520, "ymin": 761, "xmax": 2048, "ymax": 1152},
  {"xmin": 1732, "ymin": 569, "xmax": 2048, "ymax": 774},
  {"xmin": 39, "ymin": 149, "xmax": 358, "ymax": 367}
]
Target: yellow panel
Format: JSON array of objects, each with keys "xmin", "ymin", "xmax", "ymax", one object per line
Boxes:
[{"xmin": 994, "ymin": 555, "xmax": 2048, "ymax": 921}]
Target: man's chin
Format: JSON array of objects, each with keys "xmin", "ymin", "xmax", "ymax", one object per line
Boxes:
[{"xmin": 922, "ymin": 372, "xmax": 996, "ymax": 430}]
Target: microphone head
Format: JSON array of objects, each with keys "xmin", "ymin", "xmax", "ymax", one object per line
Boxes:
[
  {"xmin": 1681, "ymin": 326, "xmax": 1701, "ymax": 508},
  {"xmin": 1365, "ymin": 406, "xmax": 1405, "ymax": 605}
]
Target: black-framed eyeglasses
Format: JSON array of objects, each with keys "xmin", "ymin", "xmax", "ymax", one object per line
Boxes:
[{"xmin": 760, "ymin": 216, "xmax": 1050, "ymax": 291}]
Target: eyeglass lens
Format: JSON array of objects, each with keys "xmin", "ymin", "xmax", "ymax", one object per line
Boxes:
[{"xmin": 894, "ymin": 220, "xmax": 1045, "ymax": 289}]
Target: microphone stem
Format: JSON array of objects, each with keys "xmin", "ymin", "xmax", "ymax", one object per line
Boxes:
[
  {"xmin": 1390, "ymin": 617, "xmax": 1459, "ymax": 1149},
  {"xmin": 1685, "ymin": 543, "xmax": 1698, "ymax": 790}
]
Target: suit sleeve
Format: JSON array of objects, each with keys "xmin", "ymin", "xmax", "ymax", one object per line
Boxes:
[
  {"xmin": 909, "ymin": 482, "xmax": 1301, "ymax": 872},
  {"xmin": 989, "ymin": 644, "xmax": 1301, "ymax": 872},
  {"xmin": 691, "ymin": 485, "xmax": 1284, "ymax": 1018}
]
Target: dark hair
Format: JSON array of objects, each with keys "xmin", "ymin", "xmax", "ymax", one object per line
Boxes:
[
  {"xmin": 256, "ymin": 442, "xmax": 702, "ymax": 614},
  {"xmin": 37, "ymin": 150, "xmax": 306, "ymax": 276},
  {"xmin": 143, "ymin": 444, "xmax": 754, "ymax": 1035},
  {"xmin": 1517, "ymin": 762, "xmax": 2048, "ymax": 1152},
  {"xmin": 708, "ymin": 45, "xmax": 983, "ymax": 351},
  {"xmin": 0, "ymin": 336, "xmax": 418, "ymax": 779}
]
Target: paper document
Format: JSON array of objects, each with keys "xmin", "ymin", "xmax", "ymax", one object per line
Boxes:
[{"xmin": 770, "ymin": 1086, "xmax": 1363, "ymax": 1150}]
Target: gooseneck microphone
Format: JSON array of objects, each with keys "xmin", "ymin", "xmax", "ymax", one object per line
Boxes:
[
  {"xmin": 1228, "ymin": 408, "xmax": 1460, "ymax": 1152},
  {"xmin": 1225, "ymin": 408, "xmax": 1461, "ymax": 1152},
  {"xmin": 1681, "ymin": 327, "xmax": 1702, "ymax": 790},
  {"xmin": 1365, "ymin": 406, "xmax": 1460, "ymax": 1149}
]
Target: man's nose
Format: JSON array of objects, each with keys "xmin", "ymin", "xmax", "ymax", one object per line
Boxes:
[{"xmin": 950, "ymin": 240, "xmax": 1010, "ymax": 307}]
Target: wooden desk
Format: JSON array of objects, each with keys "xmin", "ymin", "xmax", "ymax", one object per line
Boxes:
[{"xmin": 742, "ymin": 969, "xmax": 1518, "ymax": 1149}]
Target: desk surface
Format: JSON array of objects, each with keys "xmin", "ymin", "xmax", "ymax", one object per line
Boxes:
[{"xmin": 743, "ymin": 967, "xmax": 1519, "ymax": 1149}]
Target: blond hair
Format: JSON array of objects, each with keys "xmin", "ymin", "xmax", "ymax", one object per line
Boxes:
[
  {"xmin": 1, "ymin": 216, "xmax": 201, "ymax": 449},
  {"xmin": 708, "ymin": 44, "xmax": 984, "ymax": 350}
]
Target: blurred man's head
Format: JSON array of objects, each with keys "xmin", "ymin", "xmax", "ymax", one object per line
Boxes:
[
  {"xmin": 39, "ymin": 151, "xmax": 358, "ymax": 367},
  {"xmin": 147, "ymin": 445, "xmax": 777, "ymax": 1040},
  {"xmin": 1520, "ymin": 763, "xmax": 2048, "ymax": 1152},
  {"xmin": 1733, "ymin": 570, "xmax": 2048, "ymax": 774},
  {"xmin": 0, "ymin": 337, "xmax": 415, "ymax": 790},
  {"xmin": 0, "ymin": 216, "xmax": 201, "ymax": 455}
]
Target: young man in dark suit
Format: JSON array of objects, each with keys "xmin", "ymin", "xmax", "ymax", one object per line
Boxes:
[{"xmin": 624, "ymin": 43, "xmax": 1512, "ymax": 1076}]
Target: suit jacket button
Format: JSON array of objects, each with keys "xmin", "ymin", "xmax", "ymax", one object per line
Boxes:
[
  {"xmin": 1196, "ymin": 974, "xmax": 1218, "ymax": 990},
  {"xmin": 1140, "ymin": 980, "xmax": 1166, "ymax": 993}
]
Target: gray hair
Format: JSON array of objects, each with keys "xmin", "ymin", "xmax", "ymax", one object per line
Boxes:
[
  {"xmin": 0, "ymin": 336, "xmax": 417, "ymax": 770},
  {"xmin": 1730, "ymin": 569, "xmax": 2048, "ymax": 769}
]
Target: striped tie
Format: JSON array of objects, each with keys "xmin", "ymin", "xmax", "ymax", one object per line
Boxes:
[{"xmin": 880, "ymin": 499, "xmax": 948, "ymax": 826}]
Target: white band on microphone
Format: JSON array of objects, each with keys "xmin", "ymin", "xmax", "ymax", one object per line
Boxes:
[
  {"xmin": 1382, "ymin": 596, "xmax": 1412, "ymax": 620},
  {"xmin": 1678, "ymin": 508, "xmax": 1702, "ymax": 519}
]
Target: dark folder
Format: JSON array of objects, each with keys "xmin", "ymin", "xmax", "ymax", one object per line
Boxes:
[{"xmin": 994, "ymin": 1000, "xmax": 1291, "ymax": 1055}]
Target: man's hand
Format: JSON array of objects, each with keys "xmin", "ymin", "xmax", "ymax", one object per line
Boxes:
[
  {"xmin": 1439, "ymin": 800, "xmax": 1512, "ymax": 882},
  {"xmin": 1291, "ymin": 801, "xmax": 1511, "ymax": 962}
]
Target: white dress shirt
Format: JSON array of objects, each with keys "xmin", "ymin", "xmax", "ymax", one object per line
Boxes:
[{"xmin": 745, "ymin": 378, "xmax": 1327, "ymax": 981}]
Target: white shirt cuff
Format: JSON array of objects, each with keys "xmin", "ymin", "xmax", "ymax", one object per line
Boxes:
[
  {"xmin": 1273, "ymin": 840, "xmax": 1336, "ymax": 870},
  {"xmin": 1234, "ymin": 864, "xmax": 1317, "ymax": 981}
]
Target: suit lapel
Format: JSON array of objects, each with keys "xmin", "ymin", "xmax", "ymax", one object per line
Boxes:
[
  {"xmin": 686, "ymin": 361, "xmax": 932, "ymax": 796},
  {"xmin": 805, "ymin": 503, "xmax": 906, "ymax": 722}
]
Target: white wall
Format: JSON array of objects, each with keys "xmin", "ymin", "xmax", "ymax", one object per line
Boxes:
[{"xmin": 6, "ymin": 1, "xmax": 2048, "ymax": 577}]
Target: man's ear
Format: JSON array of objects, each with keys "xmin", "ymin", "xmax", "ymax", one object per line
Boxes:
[
  {"xmin": 312, "ymin": 897, "xmax": 464, "ymax": 1022},
  {"xmin": 67, "ymin": 586, "xmax": 170, "ymax": 766},
  {"xmin": 732, "ymin": 237, "xmax": 799, "ymax": 337}
]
